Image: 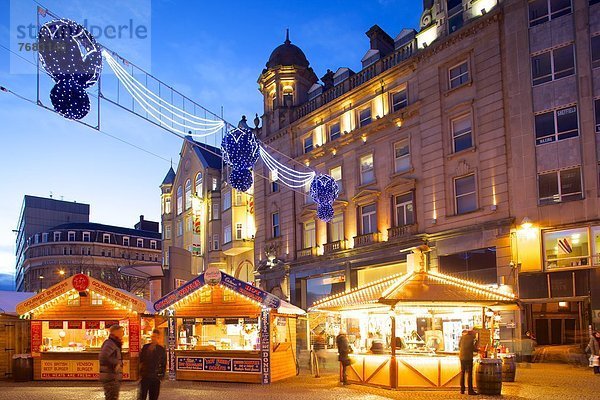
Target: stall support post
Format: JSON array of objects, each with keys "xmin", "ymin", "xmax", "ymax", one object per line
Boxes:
[
  {"xmin": 167, "ymin": 314, "xmax": 176, "ymax": 381},
  {"xmin": 390, "ymin": 313, "xmax": 397, "ymax": 389}
]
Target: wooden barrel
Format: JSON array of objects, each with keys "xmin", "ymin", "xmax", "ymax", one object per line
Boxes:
[
  {"xmin": 501, "ymin": 356, "xmax": 516, "ymax": 382},
  {"xmin": 476, "ymin": 358, "xmax": 502, "ymax": 395}
]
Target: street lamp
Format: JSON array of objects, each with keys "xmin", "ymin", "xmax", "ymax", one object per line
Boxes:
[{"xmin": 58, "ymin": 269, "xmax": 65, "ymax": 279}]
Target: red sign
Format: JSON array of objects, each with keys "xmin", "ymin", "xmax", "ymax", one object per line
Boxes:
[
  {"xmin": 72, "ymin": 274, "xmax": 90, "ymax": 291},
  {"xmin": 104, "ymin": 320, "xmax": 119, "ymax": 328},
  {"xmin": 85, "ymin": 321, "xmax": 100, "ymax": 329},
  {"xmin": 31, "ymin": 321, "xmax": 42, "ymax": 356},
  {"xmin": 129, "ymin": 319, "xmax": 140, "ymax": 355},
  {"xmin": 49, "ymin": 321, "xmax": 64, "ymax": 329},
  {"xmin": 68, "ymin": 321, "xmax": 82, "ymax": 329}
]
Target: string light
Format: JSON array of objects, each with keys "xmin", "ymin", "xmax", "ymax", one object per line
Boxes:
[{"xmin": 221, "ymin": 127, "xmax": 259, "ymax": 192}]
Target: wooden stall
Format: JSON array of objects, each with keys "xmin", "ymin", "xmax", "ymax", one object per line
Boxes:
[
  {"xmin": 0, "ymin": 291, "xmax": 33, "ymax": 379},
  {"xmin": 16, "ymin": 274, "xmax": 153, "ymax": 381},
  {"xmin": 154, "ymin": 267, "xmax": 304, "ymax": 384},
  {"xmin": 309, "ymin": 268, "xmax": 520, "ymax": 389}
]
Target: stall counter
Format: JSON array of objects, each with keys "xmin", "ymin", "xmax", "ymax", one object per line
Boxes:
[
  {"xmin": 37, "ymin": 350, "xmax": 134, "ymax": 380},
  {"xmin": 174, "ymin": 349, "xmax": 262, "ymax": 383}
]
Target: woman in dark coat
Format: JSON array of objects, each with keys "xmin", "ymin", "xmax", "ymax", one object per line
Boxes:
[{"xmin": 586, "ymin": 331, "xmax": 600, "ymax": 374}]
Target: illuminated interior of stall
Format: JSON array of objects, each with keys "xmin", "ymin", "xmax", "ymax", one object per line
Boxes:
[{"xmin": 176, "ymin": 316, "xmax": 260, "ymax": 351}]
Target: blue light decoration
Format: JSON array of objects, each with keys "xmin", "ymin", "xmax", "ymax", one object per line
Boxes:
[
  {"xmin": 221, "ymin": 127, "xmax": 260, "ymax": 192},
  {"xmin": 38, "ymin": 19, "xmax": 102, "ymax": 120},
  {"xmin": 309, "ymin": 174, "xmax": 340, "ymax": 222}
]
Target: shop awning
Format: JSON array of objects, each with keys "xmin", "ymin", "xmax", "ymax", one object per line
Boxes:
[
  {"xmin": 154, "ymin": 268, "xmax": 306, "ymax": 316},
  {"xmin": 16, "ymin": 274, "xmax": 148, "ymax": 316},
  {"xmin": 119, "ymin": 263, "xmax": 164, "ymax": 279},
  {"xmin": 308, "ymin": 273, "xmax": 404, "ymax": 313}
]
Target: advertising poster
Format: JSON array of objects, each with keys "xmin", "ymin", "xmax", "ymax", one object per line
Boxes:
[
  {"xmin": 203, "ymin": 358, "xmax": 232, "ymax": 372},
  {"xmin": 176, "ymin": 357, "xmax": 204, "ymax": 371},
  {"xmin": 129, "ymin": 319, "xmax": 140, "ymax": 355},
  {"xmin": 31, "ymin": 320, "xmax": 42, "ymax": 356},
  {"xmin": 168, "ymin": 317, "xmax": 176, "ymax": 380},
  {"xmin": 260, "ymin": 309, "xmax": 271, "ymax": 384},
  {"xmin": 232, "ymin": 359, "xmax": 261, "ymax": 373}
]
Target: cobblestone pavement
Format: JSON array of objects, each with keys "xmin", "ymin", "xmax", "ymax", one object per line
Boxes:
[{"xmin": 0, "ymin": 363, "xmax": 598, "ymax": 400}]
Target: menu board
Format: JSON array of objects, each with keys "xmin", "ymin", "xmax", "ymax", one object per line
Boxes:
[
  {"xmin": 40, "ymin": 359, "xmax": 130, "ymax": 380},
  {"xmin": 232, "ymin": 359, "xmax": 261, "ymax": 373},
  {"xmin": 85, "ymin": 321, "xmax": 100, "ymax": 329},
  {"xmin": 68, "ymin": 321, "xmax": 82, "ymax": 329},
  {"xmin": 202, "ymin": 318, "xmax": 216, "ymax": 325},
  {"xmin": 49, "ymin": 321, "xmax": 64, "ymax": 329},
  {"xmin": 204, "ymin": 357, "xmax": 232, "ymax": 372},
  {"xmin": 31, "ymin": 321, "xmax": 42, "ymax": 356}
]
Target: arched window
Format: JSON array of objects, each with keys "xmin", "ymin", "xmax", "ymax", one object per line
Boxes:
[
  {"xmin": 176, "ymin": 186, "xmax": 183, "ymax": 215},
  {"xmin": 195, "ymin": 172, "xmax": 203, "ymax": 197},
  {"xmin": 185, "ymin": 179, "xmax": 192, "ymax": 210}
]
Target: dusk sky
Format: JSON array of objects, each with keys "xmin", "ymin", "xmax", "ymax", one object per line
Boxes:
[{"xmin": 0, "ymin": 0, "xmax": 421, "ymax": 289}]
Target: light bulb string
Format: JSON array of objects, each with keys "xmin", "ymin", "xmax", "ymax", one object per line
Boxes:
[
  {"xmin": 103, "ymin": 51, "xmax": 223, "ymax": 127},
  {"xmin": 259, "ymin": 151, "xmax": 314, "ymax": 183},
  {"xmin": 258, "ymin": 147, "xmax": 315, "ymax": 181}
]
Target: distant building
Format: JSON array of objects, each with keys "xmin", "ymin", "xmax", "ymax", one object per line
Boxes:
[{"xmin": 15, "ymin": 195, "xmax": 89, "ymax": 291}]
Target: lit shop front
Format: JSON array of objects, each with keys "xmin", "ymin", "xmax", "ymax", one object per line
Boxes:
[
  {"xmin": 309, "ymin": 268, "xmax": 519, "ymax": 389},
  {"xmin": 16, "ymin": 274, "xmax": 153, "ymax": 380},
  {"xmin": 154, "ymin": 267, "xmax": 304, "ymax": 384}
]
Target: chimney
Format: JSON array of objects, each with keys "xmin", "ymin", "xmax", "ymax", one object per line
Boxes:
[
  {"xmin": 321, "ymin": 69, "xmax": 334, "ymax": 90},
  {"xmin": 365, "ymin": 25, "xmax": 395, "ymax": 58},
  {"xmin": 139, "ymin": 215, "xmax": 145, "ymax": 222}
]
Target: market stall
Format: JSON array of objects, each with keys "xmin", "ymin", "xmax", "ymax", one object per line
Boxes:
[
  {"xmin": 309, "ymin": 267, "xmax": 519, "ymax": 389},
  {"xmin": 154, "ymin": 267, "xmax": 304, "ymax": 384},
  {"xmin": 16, "ymin": 274, "xmax": 154, "ymax": 380},
  {"xmin": 0, "ymin": 291, "xmax": 33, "ymax": 380}
]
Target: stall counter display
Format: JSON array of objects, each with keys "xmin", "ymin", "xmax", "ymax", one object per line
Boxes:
[
  {"xmin": 16, "ymin": 274, "xmax": 151, "ymax": 380},
  {"xmin": 154, "ymin": 267, "xmax": 304, "ymax": 384}
]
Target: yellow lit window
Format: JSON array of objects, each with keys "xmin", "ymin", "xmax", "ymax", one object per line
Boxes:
[
  {"xmin": 223, "ymin": 289, "xmax": 235, "ymax": 303},
  {"xmin": 91, "ymin": 292, "xmax": 103, "ymax": 306},
  {"xmin": 67, "ymin": 292, "xmax": 80, "ymax": 306},
  {"xmin": 200, "ymin": 287, "xmax": 212, "ymax": 303}
]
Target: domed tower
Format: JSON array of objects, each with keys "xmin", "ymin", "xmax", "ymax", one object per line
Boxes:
[{"xmin": 258, "ymin": 29, "xmax": 318, "ymax": 136}]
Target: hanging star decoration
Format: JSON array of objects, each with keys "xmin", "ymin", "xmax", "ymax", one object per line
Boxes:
[
  {"xmin": 38, "ymin": 19, "xmax": 102, "ymax": 120},
  {"xmin": 221, "ymin": 126, "xmax": 260, "ymax": 192},
  {"xmin": 309, "ymin": 174, "xmax": 340, "ymax": 222}
]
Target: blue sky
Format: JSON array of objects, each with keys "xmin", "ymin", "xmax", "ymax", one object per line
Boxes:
[{"xmin": 0, "ymin": 0, "xmax": 421, "ymax": 290}]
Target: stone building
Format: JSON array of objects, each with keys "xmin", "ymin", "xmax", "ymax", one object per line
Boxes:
[{"xmin": 251, "ymin": 0, "xmax": 600, "ymax": 345}]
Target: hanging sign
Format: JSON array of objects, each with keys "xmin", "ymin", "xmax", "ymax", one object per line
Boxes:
[
  {"xmin": 168, "ymin": 316, "xmax": 176, "ymax": 381},
  {"xmin": 260, "ymin": 309, "xmax": 271, "ymax": 384},
  {"xmin": 31, "ymin": 320, "xmax": 42, "ymax": 356},
  {"xmin": 154, "ymin": 274, "xmax": 205, "ymax": 311},
  {"xmin": 49, "ymin": 321, "xmax": 64, "ymax": 329},
  {"xmin": 220, "ymin": 274, "xmax": 281, "ymax": 309},
  {"xmin": 129, "ymin": 319, "xmax": 140, "ymax": 355}
]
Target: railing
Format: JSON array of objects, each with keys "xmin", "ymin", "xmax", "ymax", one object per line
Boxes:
[
  {"xmin": 323, "ymin": 240, "xmax": 346, "ymax": 254},
  {"xmin": 294, "ymin": 40, "xmax": 417, "ymax": 121},
  {"xmin": 353, "ymin": 232, "xmax": 380, "ymax": 247},
  {"xmin": 388, "ymin": 224, "xmax": 418, "ymax": 240},
  {"xmin": 297, "ymin": 247, "xmax": 317, "ymax": 259}
]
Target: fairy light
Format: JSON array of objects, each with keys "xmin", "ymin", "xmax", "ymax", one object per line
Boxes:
[
  {"xmin": 309, "ymin": 174, "xmax": 340, "ymax": 222},
  {"xmin": 221, "ymin": 127, "xmax": 259, "ymax": 192}
]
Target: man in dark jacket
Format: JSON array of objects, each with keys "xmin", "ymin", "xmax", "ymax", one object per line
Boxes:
[
  {"xmin": 99, "ymin": 325, "xmax": 124, "ymax": 400},
  {"xmin": 458, "ymin": 329, "xmax": 478, "ymax": 395},
  {"xmin": 139, "ymin": 329, "xmax": 167, "ymax": 400},
  {"xmin": 336, "ymin": 332, "xmax": 351, "ymax": 385}
]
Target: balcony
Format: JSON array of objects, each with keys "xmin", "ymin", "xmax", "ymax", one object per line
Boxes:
[
  {"xmin": 297, "ymin": 247, "xmax": 317, "ymax": 259},
  {"xmin": 388, "ymin": 224, "xmax": 418, "ymax": 240},
  {"xmin": 353, "ymin": 232, "xmax": 380, "ymax": 247},
  {"xmin": 222, "ymin": 238, "xmax": 254, "ymax": 256},
  {"xmin": 324, "ymin": 240, "xmax": 346, "ymax": 254}
]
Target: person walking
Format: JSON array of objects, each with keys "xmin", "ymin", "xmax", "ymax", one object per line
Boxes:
[
  {"xmin": 586, "ymin": 331, "xmax": 600, "ymax": 374},
  {"xmin": 139, "ymin": 329, "xmax": 167, "ymax": 400},
  {"xmin": 458, "ymin": 329, "xmax": 477, "ymax": 395},
  {"xmin": 336, "ymin": 331, "xmax": 351, "ymax": 385},
  {"xmin": 99, "ymin": 324, "xmax": 125, "ymax": 400}
]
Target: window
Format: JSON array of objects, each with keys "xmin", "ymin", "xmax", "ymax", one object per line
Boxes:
[
  {"xmin": 91, "ymin": 292, "xmax": 103, "ymax": 306},
  {"xmin": 447, "ymin": 0, "xmax": 464, "ymax": 33},
  {"xmin": 177, "ymin": 220, "xmax": 183, "ymax": 236},
  {"xmin": 595, "ymin": 99, "xmax": 600, "ymax": 133},
  {"xmin": 395, "ymin": 192, "xmax": 415, "ymax": 226},
  {"xmin": 42, "ymin": 233, "xmax": 48, "ymax": 243},
  {"xmin": 544, "ymin": 227, "xmax": 589, "ymax": 269},
  {"xmin": 67, "ymin": 231, "xmax": 75, "ymax": 241},
  {"xmin": 185, "ymin": 179, "xmax": 192, "ymax": 210},
  {"xmin": 451, "ymin": 115, "xmax": 473, "ymax": 152},
  {"xmin": 361, "ymin": 204, "xmax": 377, "ymax": 235},
  {"xmin": 236, "ymin": 223, "xmax": 243, "ymax": 240},
  {"xmin": 103, "ymin": 234, "xmax": 110, "ymax": 244},
  {"xmin": 330, "ymin": 213, "xmax": 344, "ymax": 242},
  {"xmin": 195, "ymin": 172, "xmax": 203, "ymax": 196},
  {"xmin": 164, "ymin": 226, "xmax": 172, "ymax": 240},
  {"xmin": 439, "ymin": 247, "xmax": 498, "ymax": 284},
  {"xmin": 176, "ymin": 186, "xmax": 183, "ymax": 215},
  {"xmin": 150, "ymin": 240, "xmax": 157, "ymax": 250},
  {"xmin": 223, "ymin": 191, "xmax": 231, "ymax": 210},
  {"xmin": 360, "ymin": 154, "xmax": 375, "ymax": 185},
  {"xmin": 449, "ymin": 61, "xmax": 469, "ymax": 89},
  {"xmin": 535, "ymin": 105, "xmax": 578, "ymax": 145},
  {"xmin": 394, "ymin": 139, "xmax": 410, "ymax": 173},
  {"xmin": 200, "ymin": 287, "xmax": 212, "ymax": 303},
  {"xmin": 330, "ymin": 166, "xmax": 343, "ymax": 193},
  {"xmin": 164, "ymin": 250, "xmax": 169, "ymax": 267},
  {"xmin": 531, "ymin": 44, "xmax": 575, "ymax": 86},
  {"xmin": 53, "ymin": 232, "xmax": 61, "ymax": 242},
  {"xmin": 392, "ymin": 89, "xmax": 408, "ymax": 112},
  {"xmin": 235, "ymin": 191, "xmax": 243, "ymax": 206},
  {"xmin": 455, "ymin": 174, "xmax": 477, "ymax": 214},
  {"xmin": 303, "ymin": 136, "xmax": 314, "ymax": 153},
  {"xmin": 212, "ymin": 177, "xmax": 218, "ymax": 191},
  {"xmin": 121, "ymin": 237, "xmax": 128, "ymax": 247},
  {"xmin": 212, "ymin": 203, "xmax": 220, "ymax": 220},
  {"xmin": 223, "ymin": 290, "xmax": 235, "ymax": 302},
  {"xmin": 212, "ymin": 234, "xmax": 220, "ymax": 251},
  {"xmin": 272, "ymin": 212, "xmax": 280, "ymax": 238},
  {"xmin": 67, "ymin": 292, "xmax": 80, "ymax": 306},
  {"xmin": 529, "ymin": 0, "xmax": 572, "ymax": 27},
  {"xmin": 359, "ymin": 107, "xmax": 372, "ymax": 127},
  {"xmin": 303, "ymin": 221, "xmax": 316, "ymax": 249},
  {"xmin": 186, "ymin": 216, "xmax": 193, "ymax": 232},
  {"xmin": 329, "ymin": 122, "xmax": 341, "ymax": 141},
  {"xmin": 538, "ymin": 167, "xmax": 583, "ymax": 204},
  {"xmin": 82, "ymin": 232, "xmax": 90, "ymax": 242},
  {"xmin": 272, "ymin": 181, "xmax": 280, "ymax": 193},
  {"xmin": 136, "ymin": 238, "xmax": 143, "ymax": 248},
  {"xmin": 224, "ymin": 225, "xmax": 232, "ymax": 244},
  {"xmin": 283, "ymin": 88, "xmax": 293, "ymax": 107},
  {"xmin": 165, "ymin": 197, "xmax": 172, "ymax": 214},
  {"xmin": 34, "ymin": 234, "xmax": 39, "ymax": 244}
]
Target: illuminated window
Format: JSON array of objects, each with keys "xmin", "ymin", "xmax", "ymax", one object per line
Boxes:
[
  {"xmin": 212, "ymin": 177, "xmax": 218, "ymax": 191},
  {"xmin": 330, "ymin": 213, "xmax": 344, "ymax": 242},
  {"xmin": 165, "ymin": 197, "xmax": 172, "ymax": 214},
  {"xmin": 360, "ymin": 154, "xmax": 375, "ymax": 185},
  {"xmin": 174, "ymin": 279, "xmax": 186, "ymax": 288},
  {"xmin": 223, "ymin": 289, "xmax": 235, "ymax": 302},
  {"xmin": 303, "ymin": 221, "xmax": 316, "ymax": 249},
  {"xmin": 67, "ymin": 292, "xmax": 80, "ymax": 306},
  {"xmin": 91, "ymin": 292, "xmax": 103, "ymax": 306},
  {"xmin": 449, "ymin": 61, "xmax": 469, "ymax": 89},
  {"xmin": 235, "ymin": 191, "xmax": 243, "ymax": 206},
  {"xmin": 544, "ymin": 227, "xmax": 589, "ymax": 269},
  {"xmin": 195, "ymin": 172, "xmax": 203, "ymax": 196},
  {"xmin": 200, "ymin": 287, "xmax": 212, "ymax": 303},
  {"xmin": 236, "ymin": 223, "xmax": 243, "ymax": 240},
  {"xmin": 185, "ymin": 179, "xmax": 192, "ymax": 210},
  {"xmin": 330, "ymin": 166, "xmax": 343, "ymax": 193},
  {"xmin": 177, "ymin": 186, "xmax": 183, "ymax": 215}
]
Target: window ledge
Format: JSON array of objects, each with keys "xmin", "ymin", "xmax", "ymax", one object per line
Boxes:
[
  {"xmin": 444, "ymin": 80, "xmax": 473, "ymax": 97},
  {"xmin": 446, "ymin": 207, "xmax": 484, "ymax": 219},
  {"xmin": 537, "ymin": 196, "xmax": 585, "ymax": 206},
  {"xmin": 356, "ymin": 181, "xmax": 378, "ymax": 191},
  {"xmin": 390, "ymin": 168, "xmax": 414, "ymax": 179},
  {"xmin": 447, "ymin": 146, "xmax": 477, "ymax": 160}
]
